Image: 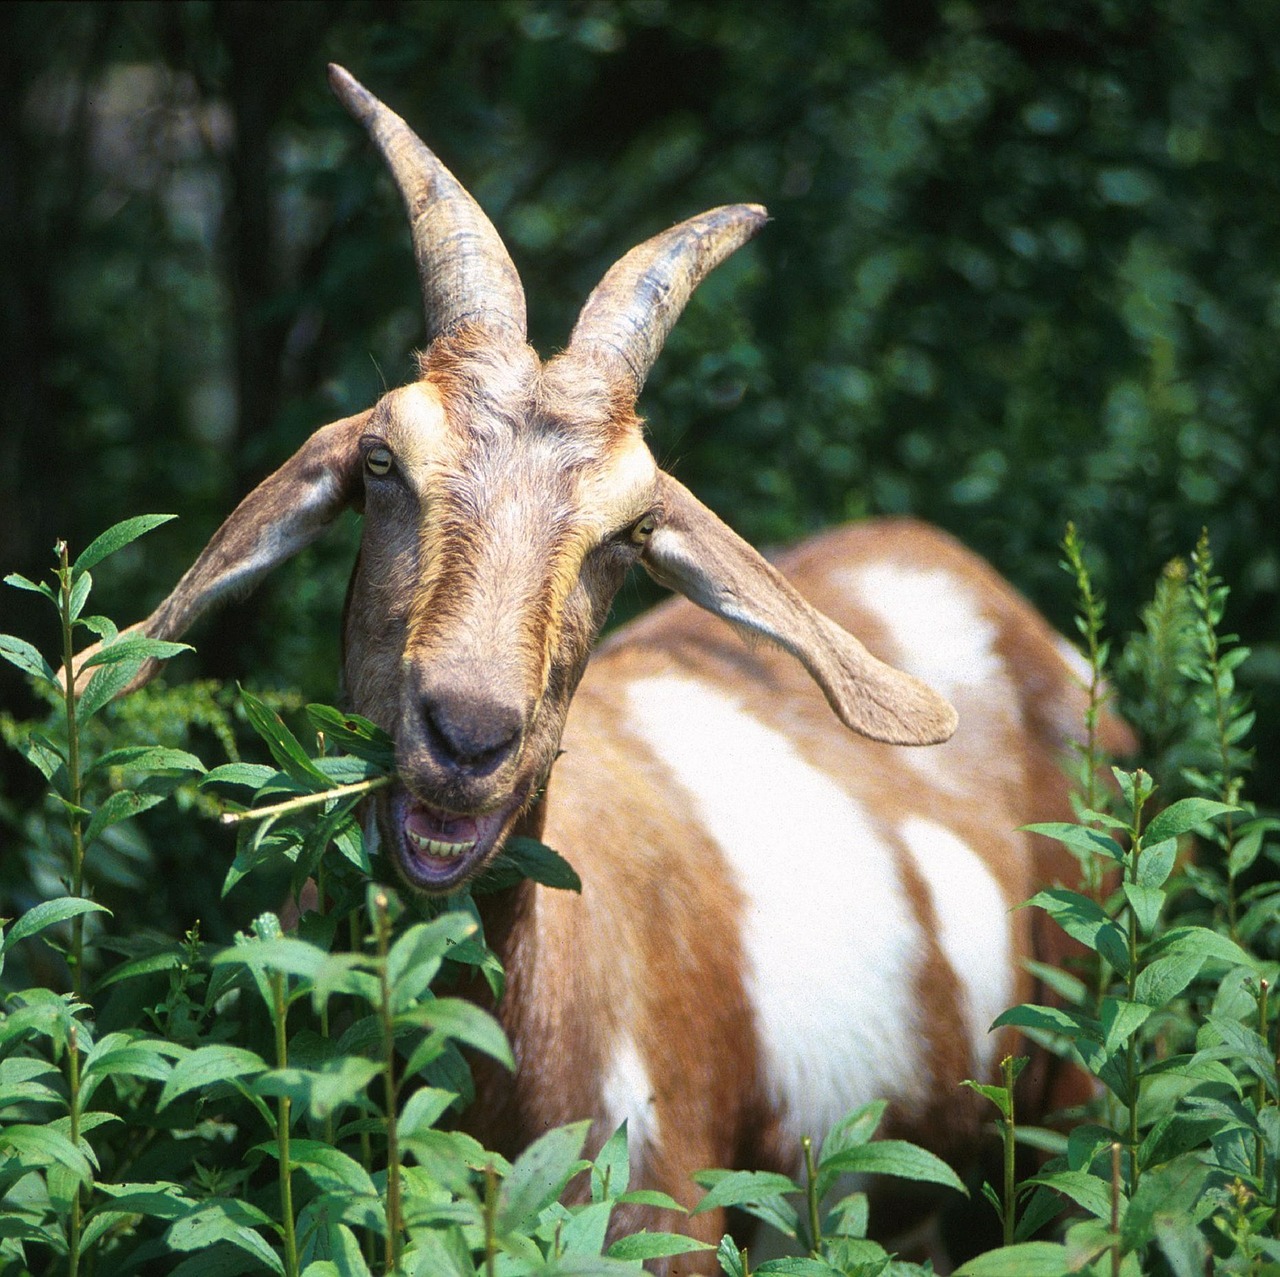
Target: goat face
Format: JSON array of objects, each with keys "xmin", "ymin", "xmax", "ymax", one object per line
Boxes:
[{"xmin": 344, "ymin": 353, "xmax": 663, "ymax": 892}]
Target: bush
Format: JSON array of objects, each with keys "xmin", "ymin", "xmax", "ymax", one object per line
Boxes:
[{"xmin": 1, "ymin": 517, "xmax": 1277, "ymax": 1276}]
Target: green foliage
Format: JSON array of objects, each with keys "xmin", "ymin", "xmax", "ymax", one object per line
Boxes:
[
  {"xmin": 0, "ymin": 519, "xmax": 706, "ymax": 1276},
  {"xmin": 4, "ymin": 507, "xmax": 1280, "ymax": 1276},
  {"xmin": 952, "ymin": 528, "xmax": 1280, "ymax": 1276},
  {"xmin": 1, "ymin": 0, "xmax": 1276, "ymax": 808}
]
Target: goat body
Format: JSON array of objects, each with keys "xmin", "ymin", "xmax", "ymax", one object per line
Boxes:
[
  {"xmin": 467, "ymin": 518, "xmax": 1116, "ymax": 1263},
  {"xmin": 71, "ymin": 66, "xmax": 1130, "ymax": 1274}
]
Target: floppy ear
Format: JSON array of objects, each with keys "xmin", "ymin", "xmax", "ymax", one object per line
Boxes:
[
  {"xmin": 641, "ymin": 472, "xmax": 958, "ymax": 746},
  {"xmin": 69, "ymin": 411, "xmax": 371, "ymax": 695}
]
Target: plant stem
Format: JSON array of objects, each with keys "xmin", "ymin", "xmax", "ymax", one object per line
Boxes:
[
  {"xmin": 220, "ymin": 774, "xmax": 394, "ymax": 825},
  {"xmin": 1124, "ymin": 774, "xmax": 1149, "ymax": 1195},
  {"xmin": 374, "ymin": 892, "xmax": 402, "ymax": 1274},
  {"xmin": 56, "ymin": 542, "xmax": 87, "ymax": 997},
  {"xmin": 271, "ymin": 971, "xmax": 300, "ymax": 1277},
  {"xmin": 483, "ymin": 1163, "xmax": 499, "ymax": 1277},
  {"xmin": 1002, "ymin": 1055, "xmax": 1017, "ymax": 1248},
  {"xmin": 68, "ymin": 1023, "xmax": 83, "ymax": 1277},
  {"xmin": 1257, "ymin": 981, "xmax": 1270, "ymax": 1186},
  {"xmin": 1110, "ymin": 1142, "xmax": 1122, "ymax": 1277},
  {"xmin": 802, "ymin": 1135, "xmax": 821, "ymax": 1255}
]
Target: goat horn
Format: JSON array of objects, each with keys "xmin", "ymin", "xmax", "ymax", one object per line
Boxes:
[
  {"xmin": 328, "ymin": 64, "xmax": 527, "ymax": 344},
  {"xmin": 568, "ymin": 204, "xmax": 768, "ymax": 395}
]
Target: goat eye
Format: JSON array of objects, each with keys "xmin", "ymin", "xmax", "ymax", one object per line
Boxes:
[
  {"xmin": 630, "ymin": 514, "xmax": 657, "ymax": 545},
  {"xmin": 365, "ymin": 446, "xmax": 394, "ymax": 477}
]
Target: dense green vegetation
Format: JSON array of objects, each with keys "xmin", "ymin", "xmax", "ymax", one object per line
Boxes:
[{"xmin": 2, "ymin": 3, "xmax": 1279, "ymax": 1273}]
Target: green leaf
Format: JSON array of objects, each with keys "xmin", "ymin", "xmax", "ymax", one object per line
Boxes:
[
  {"xmin": 1136, "ymin": 838, "xmax": 1178, "ymax": 888},
  {"xmin": 592, "ymin": 1121, "xmax": 632, "ymax": 1203},
  {"xmin": 210, "ymin": 935, "xmax": 329, "ymax": 982},
  {"xmin": 954, "ymin": 1241, "xmax": 1072, "ymax": 1276},
  {"xmin": 166, "ymin": 1198, "xmax": 284, "ymax": 1275},
  {"xmin": 477, "ymin": 836, "xmax": 584, "ymax": 894},
  {"xmin": 1023, "ymin": 888, "xmax": 1127, "ymax": 968},
  {"xmin": 1120, "ymin": 1154, "xmax": 1213, "ymax": 1253},
  {"xmin": 992, "ymin": 1002, "xmax": 1099, "ymax": 1045},
  {"xmin": 252, "ymin": 1058, "xmax": 382, "ymax": 1121},
  {"xmin": 68, "ymin": 570, "xmax": 92, "ymax": 621},
  {"xmin": 4, "ymin": 571, "xmax": 55, "ymax": 601},
  {"xmin": 72, "ymin": 514, "xmax": 177, "ymax": 576},
  {"xmin": 616, "ymin": 1189, "xmax": 686, "ymax": 1212},
  {"xmin": 1026, "ymin": 1168, "xmax": 1114, "ymax": 1221},
  {"xmin": 239, "ymin": 686, "xmax": 330, "ymax": 786},
  {"xmin": 754, "ymin": 1260, "xmax": 843, "ymax": 1276},
  {"xmin": 1144, "ymin": 798, "xmax": 1238, "ymax": 844},
  {"xmin": 717, "ymin": 1236, "xmax": 747, "ymax": 1277},
  {"xmin": 83, "ymin": 1181, "xmax": 196, "ymax": 1246},
  {"xmin": 1122, "ymin": 882, "xmax": 1164, "ymax": 935},
  {"xmin": 691, "ymin": 1169, "xmax": 801, "ymax": 1215},
  {"xmin": 1139, "ymin": 1112, "xmax": 1226, "ymax": 1171},
  {"xmin": 80, "ymin": 1033, "xmax": 175, "ymax": 1106},
  {"xmin": 83, "ymin": 788, "xmax": 167, "ymax": 846},
  {"xmin": 1134, "ymin": 952, "xmax": 1206, "ymax": 1007},
  {"xmin": 1022, "ymin": 823, "xmax": 1124, "ymax": 863},
  {"xmin": 605, "ymin": 1232, "xmax": 712, "ymax": 1261},
  {"xmin": 1153, "ymin": 925, "xmax": 1252, "ymax": 969},
  {"xmin": 202, "ymin": 762, "xmax": 278, "ymax": 790},
  {"xmin": 1202, "ymin": 1016, "xmax": 1277, "ymax": 1094},
  {"xmin": 263, "ymin": 1138, "xmax": 378, "ymax": 1199},
  {"xmin": 1100, "ymin": 998, "xmax": 1153, "ymax": 1055},
  {"xmin": 158, "ymin": 1045, "xmax": 268, "ymax": 1110},
  {"xmin": 91, "ymin": 745, "xmax": 206, "ymax": 776},
  {"xmin": 78, "ymin": 657, "xmax": 149, "ymax": 720},
  {"xmin": 0, "ymin": 635, "xmax": 57, "ymax": 687},
  {"xmin": 959, "ymin": 1080, "xmax": 1012, "ymax": 1120},
  {"xmin": 398, "ymin": 1086, "xmax": 459, "ymax": 1137},
  {"xmin": 498, "ymin": 1120, "xmax": 592, "ymax": 1233},
  {"xmin": 1153, "ymin": 1213, "xmax": 1211, "ymax": 1277},
  {"xmin": 813, "ymin": 1100, "xmax": 890, "ymax": 1200},
  {"xmin": 2, "ymin": 897, "xmax": 110, "ymax": 952},
  {"xmin": 305, "ymin": 704, "xmax": 396, "ymax": 770},
  {"xmin": 397, "ymin": 996, "xmax": 514, "ymax": 1071},
  {"xmin": 386, "ymin": 913, "xmax": 478, "ymax": 1013},
  {"xmin": 0, "ymin": 1124, "xmax": 93, "ymax": 1184},
  {"xmin": 819, "ymin": 1139, "xmax": 967, "ymax": 1195}
]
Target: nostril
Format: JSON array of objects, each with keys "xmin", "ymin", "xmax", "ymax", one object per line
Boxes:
[{"xmin": 421, "ymin": 695, "xmax": 523, "ymax": 768}]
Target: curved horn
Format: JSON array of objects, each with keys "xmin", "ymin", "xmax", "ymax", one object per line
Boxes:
[
  {"xmin": 328, "ymin": 64, "xmax": 526, "ymax": 344},
  {"xmin": 568, "ymin": 203, "xmax": 767, "ymax": 395}
]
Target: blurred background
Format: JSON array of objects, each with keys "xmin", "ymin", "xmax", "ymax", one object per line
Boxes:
[{"xmin": 2, "ymin": 1, "xmax": 1278, "ymax": 887}]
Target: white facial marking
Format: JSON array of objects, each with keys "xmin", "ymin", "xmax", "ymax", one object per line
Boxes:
[
  {"xmin": 601, "ymin": 1034, "xmax": 658, "ymax": 1161},
  {"xmin": 625, "ymin": 675, "xmax": 928, "ymax": 1147},
  {"xmin": 843, "ymin": 564, "xmax": 1003, "ymax": 700},
  {"xmin": 899, "ymin": 816, "xmax": 1013, "ymax": 1080}
]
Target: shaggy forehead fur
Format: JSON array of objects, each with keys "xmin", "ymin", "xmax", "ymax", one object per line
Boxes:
[{"xmin": 357, "ymin": 327, "xmax": 656, "ymax": 698}]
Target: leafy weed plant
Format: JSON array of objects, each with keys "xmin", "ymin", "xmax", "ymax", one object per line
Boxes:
[{"xmin": 4, "ymin": 517, "xmax": 1279, "ymax": 1275}]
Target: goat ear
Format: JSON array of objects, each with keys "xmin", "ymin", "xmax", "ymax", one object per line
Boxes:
[
  {"xmin": 68, "ymin": 410, "xmax": 371, "ymax": 696},
  {"xmin": 640, "ymin": 472, "xmax": 958, "ymax": 745}
]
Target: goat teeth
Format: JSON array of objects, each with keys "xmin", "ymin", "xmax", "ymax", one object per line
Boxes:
[{"xmin": 406, "ymin": 827, "xmax": 473, "ymax": 859}]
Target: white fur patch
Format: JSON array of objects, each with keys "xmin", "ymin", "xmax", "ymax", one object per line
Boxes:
[
  {"xmin": 1054, "ymin": 634, "xmax": 1093, "ymax": 688},
  {"xmin": 899, "ymin": 816, "xmax": 1013, "ymax": 1080},
  {"xmin": 601, "ymin": 1034, "xmax": 658, "ymax": 1158},
  {"xmin": 625, "ymin": 674, "xmax": 928, "ymax": 1147},
  {"xmin": 842, "ymin": 564, "xmax": 1002, "ymax": 699}
]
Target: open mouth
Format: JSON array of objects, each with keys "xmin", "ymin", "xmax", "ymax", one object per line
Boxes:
[{"xmin": 387, "ymin": 785, "xmax": 513, "ymax": 893}]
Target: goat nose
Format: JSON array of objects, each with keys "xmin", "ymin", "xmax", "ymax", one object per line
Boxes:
[{"xmin": 420, "ymin": 693, "xmax": 523, "ymax": 769}]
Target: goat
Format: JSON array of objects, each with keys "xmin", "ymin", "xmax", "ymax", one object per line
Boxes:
[{"xmin": 74, "ymin": 66, "xmax": 1129, "ymax": 1272}]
